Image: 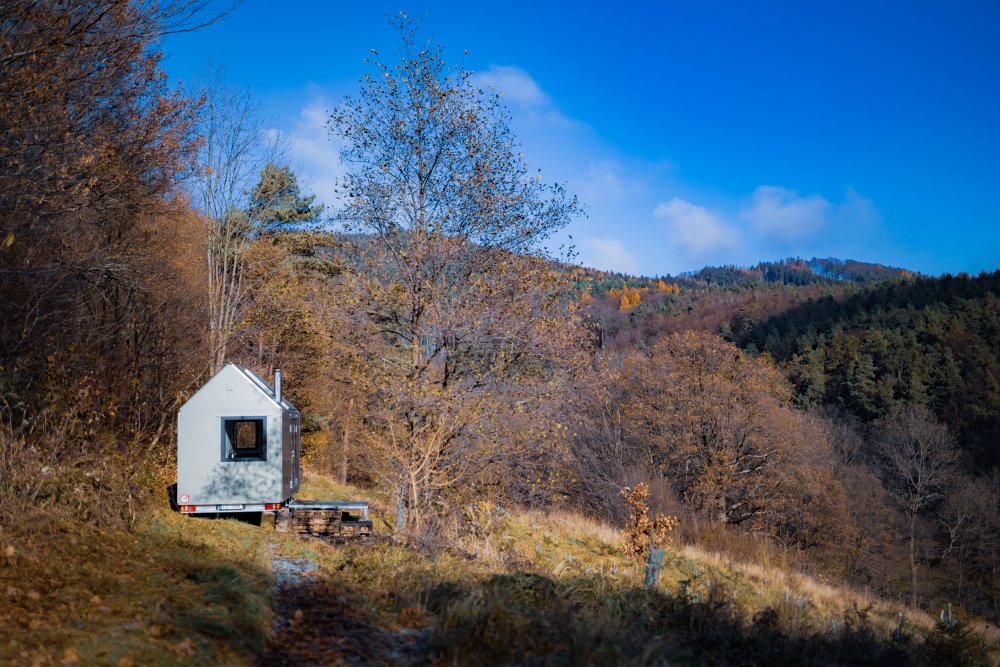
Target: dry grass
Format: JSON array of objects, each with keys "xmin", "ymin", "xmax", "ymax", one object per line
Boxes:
[
  {"xmin": 4, "ymin": 464, "xmax": 997, "ymax": 665},
  {"xmin": 0, "ymin": 465, "xmax": 273, "ymax": 666},
  {"xmin": 406, "ymin": 496, "xmax": 998, "ymax": 664},
  {"xmin": 679, "ymin": 542, "xmax": 937, "ymax": 634}
]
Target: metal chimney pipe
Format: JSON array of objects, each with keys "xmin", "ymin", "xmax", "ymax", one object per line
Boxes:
[{"xmin": 274, "ymin": 368, "xmax": 282, "ymax": 403}]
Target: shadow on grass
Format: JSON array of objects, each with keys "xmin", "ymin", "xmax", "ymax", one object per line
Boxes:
[
  {"xmin": 423, "ymin": 572, "xmax": 928, "ymax": 666},
  {"xmin": 120, "ymin": 515, "xmax": 274, "ymax": 662},
  {"xmin": 259, "ymin": 575, "xmax": 396, "ymax": 666},
  {"xmin": 0, "ymin": 508, "xmax": 275, "ymax": 666}
]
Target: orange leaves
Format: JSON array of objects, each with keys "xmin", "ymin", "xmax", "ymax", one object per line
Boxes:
[
  {"xmin": 620, "ymin": 331, "xmax": 811, "ymax": 527},
  {"xmin": 620, "ymin": 482, "xmax": 678, "ymax": 560}
]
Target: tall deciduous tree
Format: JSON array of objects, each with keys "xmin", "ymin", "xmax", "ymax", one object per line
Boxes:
[
  {"xmin": 873, "ymin": 404, "xmax": 958, "ymax": 606},
  {"xmin": 0, "ymin": 0, "xmax": 207, "ymax": 429},
  {"xmin": 191, "ymin": 66, "xmax": 285, "ymax": 372},
  {"xmin": 625, "ymin": 331, "xmax": 844, "ymax": 532},
  {"xmin": 329, "ymin": 16, "xmax": 583, "ymax": 535}
]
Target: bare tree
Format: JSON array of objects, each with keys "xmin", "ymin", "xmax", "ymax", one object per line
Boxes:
[
  {"xmin": 937, "ymin": 469, "xmax": 999, "ymax": 614},
  {"xmin": 872, "ymin": 404, "xmax": 958, "ymax": 606},
  {"xmin": 569, "ymin": 352, "xmax": 647, "ymax": 522},
  {"xmin": 190, "ymin": 65, "xmax": 284, "ymax": 372}
]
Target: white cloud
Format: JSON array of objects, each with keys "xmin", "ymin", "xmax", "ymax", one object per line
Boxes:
[
  {"xmin": 579, "ymin": 160, "xmax": 630, "ymax": 205},
  {"xmin": 833, "ymin": 187, "xmax": 881, "ymax": 229},
  {"xmin": 654, "ymin": 197, "xmax": 739, "ymax": 258},
  {"xmin": 271, "ymin": 96, "xmax": 345, "ymax": 210},
  {"xmin": 472, "ymin": 65, "xmax": 579, "ymax": 129},
  {"xmin": 579, "ymin": 238, "xmax": 639, "ymax": 274},
  {"xmin": 738, "ymin": 185, "xmax": 881, "ymax": 248},
  {"xmin": 473, "ymin": 65, "xmax": 548, "ymax": 107},
  {"xmin": 739, "ymin": 185, "xmax": 832, "ymax": 241}
]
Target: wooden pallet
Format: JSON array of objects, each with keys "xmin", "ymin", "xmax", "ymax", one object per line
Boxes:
[{"xmin": 287, "ymin": 505, "xmax": 373, "ymax": 538}]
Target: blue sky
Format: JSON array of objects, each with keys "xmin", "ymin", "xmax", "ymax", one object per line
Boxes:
[{"xmin": 161, "ymin": 1, "xmax": 1000, "ymax": 276}]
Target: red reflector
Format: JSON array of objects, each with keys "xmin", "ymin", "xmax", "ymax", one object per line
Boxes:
[
  {"xmin": 264, "ymin": 503, "xmax": 281, "ymax": 511},
  {"xmin": 180, "ymin": 505, "xmax": 195, "ymax": 513}
]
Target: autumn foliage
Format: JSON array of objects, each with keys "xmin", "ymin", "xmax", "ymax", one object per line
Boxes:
[
  {"xmin": 0, "ymin": 0, "xmax": 211, "ymax": 536},
  {"xmin": 1, "ymin": 5, "xmax": 997, "ymax": 644},
  {"xmin": 620, "ymin": 482, "xmax": 678, "ymax": 561}
]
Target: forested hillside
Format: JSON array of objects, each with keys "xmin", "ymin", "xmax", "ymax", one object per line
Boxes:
[
  {"xmin": 741, "ymin": 271, "xmax": 1000, "ymax": 469},
  {"xmin": 573, "ymin": 257, "xmax": 884, "ymax": 350},
  {"xmin": 1, "ymin": 3, "xmax": 997, "ymax": 665},
  {"xmin": 580, "ymin": 265, "xmax": 999, "ymax": 621}
]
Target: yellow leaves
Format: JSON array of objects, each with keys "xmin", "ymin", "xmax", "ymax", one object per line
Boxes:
[
  {"xmin": 60, "ymin": 648, "xmax": 80, "ymax": 665},
  {"xmin": 619, "ymin": 286, "xmax": 641, "ymax": 311},
  {"xmin": 654, "ymin": 279, "xmax": 680, "ymax": 294},
  {"xmin": 2, "ymin": 231, "xmax": 13, "ymax": 249}
]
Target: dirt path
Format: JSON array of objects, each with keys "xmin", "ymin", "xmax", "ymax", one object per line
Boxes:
[{"xmin": 258, "ymin": 549, "xmax": 427, "ymax": 666}]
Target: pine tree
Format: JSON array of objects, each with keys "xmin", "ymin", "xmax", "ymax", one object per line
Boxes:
[{"xmin": 248, "ymin": 163, "xmax": 323, "ymax": 236}]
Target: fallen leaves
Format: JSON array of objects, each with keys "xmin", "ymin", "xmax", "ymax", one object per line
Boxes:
[{"xmin": 173, "ymin": 638, "xmax": 194, "ymax": 656}]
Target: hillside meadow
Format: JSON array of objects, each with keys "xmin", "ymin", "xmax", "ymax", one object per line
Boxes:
[{"xmin": 4, "ymin": 472, "xmax": 996, "ymax": 666}]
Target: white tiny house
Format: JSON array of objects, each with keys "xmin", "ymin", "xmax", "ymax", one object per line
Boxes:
[{"xmin": 176, "ymin": 364, "xmax": 300, "ymax": 513}]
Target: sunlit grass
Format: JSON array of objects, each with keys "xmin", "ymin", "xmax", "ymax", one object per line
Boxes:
[{"xmin": 4, "ymin": 469, "xmax": 996, "ymax": 665}]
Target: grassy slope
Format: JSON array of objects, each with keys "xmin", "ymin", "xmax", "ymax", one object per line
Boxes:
[
  {"xmin": 0, "ymin": 504, "xmax": 272, "ymax": 665},
  {"xmin": 3, "ymin": 472, "xmax": 996, "ymax": 665}
]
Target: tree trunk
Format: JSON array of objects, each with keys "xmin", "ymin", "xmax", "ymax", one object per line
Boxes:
[
  {"xmin": 339, "ymin": 432, "xmax": 349, "ymax": 485},
  {"xmin": 395, "ymin": 481, "xmax": 407, "ymax": 535},
  {"xmin": 339, "ymin": 399, "xmax": 353, "ymax": 485},
  {"xmin": 909, "ymin": 512, "xmax": 918, "ymax": 607},
  {"xmin": 409, "ymin": 468, "xmax": 422, "ymax": 533}
]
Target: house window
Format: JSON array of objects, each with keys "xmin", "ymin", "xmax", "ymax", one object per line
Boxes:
[{"xmin": 221, "ymin": 417, "xmax": 267, "ymax": 461}]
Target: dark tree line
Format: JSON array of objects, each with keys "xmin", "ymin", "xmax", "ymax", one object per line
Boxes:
[{"xmin": 742, "ymin": 271, "xmax": 1000, "ymax": 470}]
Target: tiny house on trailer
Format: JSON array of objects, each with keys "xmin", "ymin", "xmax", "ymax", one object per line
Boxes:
[{"xmin": 176, "ymin": 364, "xmax": 300, "ymax": 514}]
